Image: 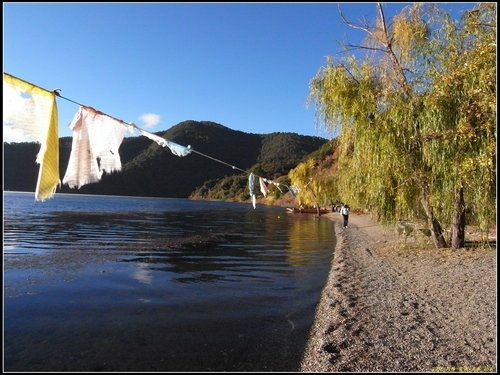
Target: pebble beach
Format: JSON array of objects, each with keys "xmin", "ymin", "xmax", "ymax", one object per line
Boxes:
[{"xmin": 300, "ymin": 213, "xmax": 496, "ymax": 372}]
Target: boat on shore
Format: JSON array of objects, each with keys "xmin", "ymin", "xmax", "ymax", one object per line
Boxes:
[{"xmin": 286, "ymin": 207, "xmax": 330, "ymax": 215}]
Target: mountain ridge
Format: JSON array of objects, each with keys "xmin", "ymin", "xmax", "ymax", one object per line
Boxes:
[{"xmin": 3, "ymin": 120, "xmax": 328, "ymax": 200}]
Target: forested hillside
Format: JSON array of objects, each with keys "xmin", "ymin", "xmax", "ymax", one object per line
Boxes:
[{"xmin": 4, "ymin": 120, "xmax": 327, "ymax": 199}]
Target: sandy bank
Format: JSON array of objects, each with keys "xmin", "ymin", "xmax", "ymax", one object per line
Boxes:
[{"xmin": 300, "ymin": 213, "xmax": 496, "ymax": 372}]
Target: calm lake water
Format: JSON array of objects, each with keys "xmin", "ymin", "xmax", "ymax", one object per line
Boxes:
[{"xmin": 3, "ymin": 191, "xmax": 336, "ymax": 372}]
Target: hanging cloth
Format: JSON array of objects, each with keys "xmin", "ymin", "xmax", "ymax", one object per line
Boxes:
[
  {"xmin": 289, "ymin": 185, "xmax": 299, "ymax": 198},
  {"xmin": 248, "ymin": 173, "xmax": 257, "ymax": 209},
  {"xmin": 259, "ymin": 177, "xmax": 269, "ymax": 197},
  {"xmin": 138, "ymin": 129, "xmax": 192, "ymax": 157},
  {"xmin": 62, "ymin": 106, "xmax": 129, "ymax": 189},
  {"xmin": 270, "ymin": 180, "xmax": 283, "ymax": 194},
  {"xmin": 3, "ymin": 73, "xmax": 60, "ymax": 201}
]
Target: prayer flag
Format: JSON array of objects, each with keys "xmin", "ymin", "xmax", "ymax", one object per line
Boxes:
[{"xmin": 3, "ymin": 73, "xmax": 60, "ymax": 201}]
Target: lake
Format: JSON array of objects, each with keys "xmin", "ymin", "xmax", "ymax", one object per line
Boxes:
[{"xmin": 3, "ymin": 191, "xmax": 336, "ymax": 371}]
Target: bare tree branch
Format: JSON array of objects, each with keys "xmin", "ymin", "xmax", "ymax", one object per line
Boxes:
[
  {"xmin": 344, "ymin": 43, "xmax": 387, "ymax": 53},
  {"xmin": 376, "ymin": 3, "xmax": 411, "ymax": 97},
  {"xmin": 338, "ymin": 3, "xmax": 412, "ymax": 98},
  {"xmin": 339, "ymin": 63, "xmax": 360, "ymax": 85},
  {"xmin": 338, "ymin": 3, "xmax": 376, "ymax": 39}
]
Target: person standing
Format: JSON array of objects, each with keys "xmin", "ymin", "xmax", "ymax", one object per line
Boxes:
[{"xmin": 340, "ymin": 203, "xmax": 350, "ymax": 229}]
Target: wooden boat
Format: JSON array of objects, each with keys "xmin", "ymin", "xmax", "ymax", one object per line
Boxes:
[{"xmin": 286, "ymin": 207, "xmax": 330, "ymax": 214}]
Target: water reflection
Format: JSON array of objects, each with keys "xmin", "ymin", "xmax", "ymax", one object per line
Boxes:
[
  {"xmin": 285, "ymin": 215, "xmax": 336, "ymax": 267},
  {"xmin": 133, "ymin": 262, "xmax": 153, "ymax": 285},
  {"xmin": 4, "ymin": 193, "xmax": 335, "ymax": 372},
  {"xmin": 5, "ymin": 206, "xmax": 335, "ymax": 286}
]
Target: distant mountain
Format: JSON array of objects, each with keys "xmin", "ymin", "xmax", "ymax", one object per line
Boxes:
[{"xmin": 3, "ymin": 120, "xmax": 328, "ymax": 199}]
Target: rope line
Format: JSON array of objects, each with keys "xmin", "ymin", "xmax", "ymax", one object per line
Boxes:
[
  {"xmin": 5, "ymin": 72, "xmax": 295, "ymax": 197},
  {"xmin": 190, "ymin": 149, "xmax": 247, "ymax": 174}
]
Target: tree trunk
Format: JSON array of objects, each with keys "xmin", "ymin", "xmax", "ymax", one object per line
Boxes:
[
  {"xmin": 451, "ymin": 187, "xmax": 466, "ymax": 249},
  {"xmin": 420, "ymin": 195, "xmax": 448, "ymax": 248}
]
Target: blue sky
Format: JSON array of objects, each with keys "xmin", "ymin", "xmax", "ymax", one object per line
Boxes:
[{"xmin": 3, "ymin": 2, "xmax": 477, "ymax": 142}]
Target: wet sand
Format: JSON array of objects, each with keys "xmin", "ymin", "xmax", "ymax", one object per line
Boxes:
[{"xmin": 300, "ymin": 213, "xmax": 496, "ymax": 372}]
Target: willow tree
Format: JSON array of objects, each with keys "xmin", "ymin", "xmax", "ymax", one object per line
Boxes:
[
  {"xmin": 289, "ymin": 156, "xmax": 338, "ymax": 214},
  {"xmin": 288, "ymin": 159, "xmax": 321, "ymax": 210},
  {"xmin": 308, "ymin": 3, "xmax": 496, "ymax": 248},
  {"xmin": 421, "ymin": 3, "xmax": 497, "ymax": 247}
]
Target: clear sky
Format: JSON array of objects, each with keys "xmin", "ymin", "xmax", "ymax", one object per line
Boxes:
[{"xmin": 3, "ymin": 2, "xmax": 477, "ymax": 142}]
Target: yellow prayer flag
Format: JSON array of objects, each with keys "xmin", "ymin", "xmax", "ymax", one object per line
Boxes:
[{"xmin": 3, "ymin": 73, "xmax": 60, "ymax": 201}]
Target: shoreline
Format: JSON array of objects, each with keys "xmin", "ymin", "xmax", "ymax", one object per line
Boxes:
[{"xmin": 300, "ymin": 213, "xmax": 496, "ymax": 372}]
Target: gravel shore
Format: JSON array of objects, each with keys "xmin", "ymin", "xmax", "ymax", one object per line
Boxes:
[{"xmin": 300, "ymin": 213, "xmax": 496, "ymax": 372}]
